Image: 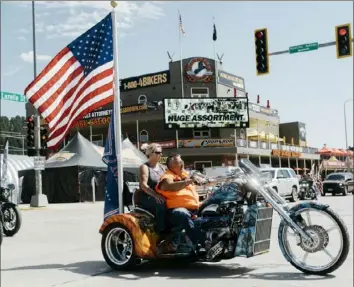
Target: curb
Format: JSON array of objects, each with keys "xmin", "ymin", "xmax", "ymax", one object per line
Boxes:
[{"xmin": 18, "ymin": 206, "xmax": 47, "ymax": 211}]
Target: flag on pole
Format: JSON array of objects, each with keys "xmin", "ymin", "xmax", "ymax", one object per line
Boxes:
[
  {"xmin": 24, "ymin": 14, "xmax": 114, "ymax": 150},
  {"xmin": 213, "ymin": 23, "xmax": 217, "ymax": 41},
  {"xmin": 179, "ymin": 12, "xmax": 185, "ymax": 36},
  {"xmin": 1, "ymin": 139, "xmax": 9, "ymax": 187},
  {"xmin": 102, "ymin": 112, "xmax": 120, "ymax": 219}
]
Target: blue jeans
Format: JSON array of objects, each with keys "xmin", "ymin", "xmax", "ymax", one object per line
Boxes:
[
  {"xmin": 139, "ymin": 192, "xmax": 166, "ymax": 232},
  {"xmin": 167, "ymin": 207, "xmax": 203, "ymax": 247}
]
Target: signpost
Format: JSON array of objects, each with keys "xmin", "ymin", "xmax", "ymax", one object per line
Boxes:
[
  {"xmin": 289, "ymin": 42, "xmax": 319, "ymax": 54},
  {"xmin": 33, "ymin": 156, "xmax": 45, "ymax": 171},
  {"xmin": 0, "ymin": 91, "xmax": 27, "ymax": 103}
]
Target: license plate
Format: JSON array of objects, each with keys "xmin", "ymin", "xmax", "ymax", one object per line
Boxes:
[{"xmin": 328, "ymin": 188, "xmax": 333, "ymax": 191}]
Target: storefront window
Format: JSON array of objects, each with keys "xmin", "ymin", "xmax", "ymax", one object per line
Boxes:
[{"xmin": 193, "ymin": 129, "xmax": 210, "ymax": 138}]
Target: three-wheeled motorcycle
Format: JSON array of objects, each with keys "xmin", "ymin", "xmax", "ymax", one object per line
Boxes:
[{"xmin": 99, "ymin": 159, "xmax": 350, "ymax": 275}]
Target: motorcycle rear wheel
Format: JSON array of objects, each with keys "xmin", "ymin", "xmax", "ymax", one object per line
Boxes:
[
  {"xmin": 278, "ymin": 207, "xmax": 350, "ymax": 275},
  {"xmin": 2, "ymin": 203, "xmax": 22, "ymax": 237}
]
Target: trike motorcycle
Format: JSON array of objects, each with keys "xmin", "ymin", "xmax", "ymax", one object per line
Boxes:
[{"xmin": 99, "ymin": 159, "xmax": 350, "ymax": 275}]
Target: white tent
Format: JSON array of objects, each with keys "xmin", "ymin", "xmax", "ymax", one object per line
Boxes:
[
  {"xmin": 93, "ymin": 138, "xmax": 147, "ymax": 170},
  {"xmin": 0, "ymin": 154, "xmax": 34, "ymax": 203}
]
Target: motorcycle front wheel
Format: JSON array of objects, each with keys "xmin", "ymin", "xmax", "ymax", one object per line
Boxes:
[
  {"xmin": 278, "ymin": 206, "xmax": 350, "ymax": 275},
  {"xmin": 2, "ymin": 203, "xmax": 22, "ymax": 237}
]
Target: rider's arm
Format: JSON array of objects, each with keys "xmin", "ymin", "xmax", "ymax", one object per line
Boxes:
[
  {"xmin": 139, "ymin": 164, "xmax": 159, "ymax": 197},
  {"xmin": 158, "ymin": 177, "xmax": 193, "ymax": 192}
]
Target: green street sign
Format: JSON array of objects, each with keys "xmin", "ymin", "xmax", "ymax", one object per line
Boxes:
[
  {"xmin": 289, "ymin": 42, "xmax": 319, "ymax": 54},
  {"xmin": 0, "ymin": 91, "xmax": 27, "ymax": 103}
]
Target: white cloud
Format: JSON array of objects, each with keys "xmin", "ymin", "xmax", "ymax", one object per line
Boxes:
[
  {"xmin": 17, "ymin": 35, "xmax": 27, "ymax": 41},
  {"xmin": 15, "ymin": 1, "xmax": 165, "ymax": 39},
  {"xmin": 20, "ymin": 51, "xmax": 51, "ymax": 63},
  {"xmin": 3, "ymin": 66, "xmax": 22, "ymax": 76}
]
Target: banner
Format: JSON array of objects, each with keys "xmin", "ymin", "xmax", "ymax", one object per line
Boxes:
[
  {"xmin": 217, "ymin": 70, "xmax": 245, "ymax": 90},
  {"xmin": 178, "ymin": 139, "xmax": 234, "ymax": 148},
  {"xmin": 164, "ymin": 97, "xmax": 249, "ymax": 129},
  {"xmin": 272, "ymin": 149, "xmax": 301, "ymax": 158}
]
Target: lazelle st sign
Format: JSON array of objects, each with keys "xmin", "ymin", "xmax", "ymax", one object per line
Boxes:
[
  {"xmin": 0, "ymin": 91, "xmax": 27, "ymax": 103},
  {"xmin": 164, "ymin": 97, "xmax": 249, "ymax": 129}
]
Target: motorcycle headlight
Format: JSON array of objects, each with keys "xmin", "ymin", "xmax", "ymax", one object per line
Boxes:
[{"xmin": 1, "ymin": 188, "xmax": 10, "ymax": 199}]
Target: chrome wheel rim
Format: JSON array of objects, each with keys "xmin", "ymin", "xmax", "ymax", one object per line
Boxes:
[
  {"xmin": 105, "ymin": 227, "xmax": 133, "ymax": 266},
  {"xmin": 282, "ymin": 208, "xmax": 343, "ymax": 272},
  {"xmin": 3, "ymin": 208, "xmax": 16, "ymax": 231},
  {"xmin": 292, "ymin": 187, "xmax": 299, "ymax": 201}
]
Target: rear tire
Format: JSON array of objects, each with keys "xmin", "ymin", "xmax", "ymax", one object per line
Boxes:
[
  {"xmin": 101, "ymin": 223, "xmax": 137, "ymax": 270},
  {"xmin": 343, "ymin": 187, "xmax": 348, "ymax": 196},
  {"xmin": 290, "ymin": 186, "xmax": 299, "ymax": 202}
]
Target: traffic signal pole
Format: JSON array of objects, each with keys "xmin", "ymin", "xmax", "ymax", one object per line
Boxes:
[{"xmin": 30, "ymin": 1, "xmax": 48, "ymax": 208}]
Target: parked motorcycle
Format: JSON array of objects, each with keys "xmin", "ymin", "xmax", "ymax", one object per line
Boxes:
[
  {"xmin": 299, "ymin": 178, "xmax": 319, "ymax": 200},
  {"xmin": 1, "ymin": 183, "xmax": 22, "ymax": 237},
  {"xmin": 99, "ymin": 159, "xmax": 350, "ymax": 275}
]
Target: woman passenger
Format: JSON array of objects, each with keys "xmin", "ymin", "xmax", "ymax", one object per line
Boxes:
[{"xmin": 138, "ymin": 143, "xmax": 166, "ymax": 232}]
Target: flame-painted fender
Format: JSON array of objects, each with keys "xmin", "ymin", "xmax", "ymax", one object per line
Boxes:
[
  {"xmin": 99, "ymin": 213, "xmax": 159, "ymax": 259},
  {"xmin": 278, "ymin": 201, "xmax": 329, "ymax": 263}
]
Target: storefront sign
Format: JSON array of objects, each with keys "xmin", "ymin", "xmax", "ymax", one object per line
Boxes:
[
  {"xmin": 83, "ymin": 109, "xmax": 112, "ymax": 120},
  {"xmin": 185, "ymin": 57, "xmax": 213, "ymax": 83},
  {"xmin": 74, "ymin": 116, "xmax": 111, "ymax": 128},
  {"xmin": 249, "ymin": 103, "xmax": 279, "ymax": 117},
  {"xmin": 154, "ymin": 140, "xmax": 176, "ymax": 149},
  {"xmin": 164, "ymin": 97, "xmax": 249, "ymax": 129},
  {"xmin": 120, "ymin": 70, "xmax": 170, "ymax": 91},
  {"xmin": 218, "ymin": 71, "xmax": 245, "ymax": 90},
  {"xmin": 121, "ymin": 104, "xmax": 147, "ymax": 114},
  {"xmin": 272, "ymin": 149, "xmax": 301, "ymax": 158},
  {"xmin": 178, "ymin": 139, "xmax": 234, "ymax": 148}
]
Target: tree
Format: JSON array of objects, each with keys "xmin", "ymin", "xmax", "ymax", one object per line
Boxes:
[{"xmin": 0, "ymin": 115, "xmax": 26, "ymax": 151}]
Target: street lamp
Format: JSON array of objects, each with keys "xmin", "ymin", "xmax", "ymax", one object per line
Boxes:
[{"xmin": 344, "ymin": 98, "xmax": 353, "ymax": 149}]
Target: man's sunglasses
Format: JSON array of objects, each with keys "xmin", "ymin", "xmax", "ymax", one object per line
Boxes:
[{"xmin": 154, "ymin": 151, "xmax": 162, "ymax": 155}]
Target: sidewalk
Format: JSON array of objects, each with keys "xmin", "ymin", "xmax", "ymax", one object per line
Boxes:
[{"xmin": 18, "ymin": 201, "xmax": 104, "ymax": 211}]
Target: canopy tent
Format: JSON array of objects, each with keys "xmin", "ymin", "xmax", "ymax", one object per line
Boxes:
[
  {"xmin": 21, "ymin": 133, "xmax": 146, "ymax": 204},
  {"xmin": 0, "ymin": 154, "xmax": 34, "ymax": 204}
]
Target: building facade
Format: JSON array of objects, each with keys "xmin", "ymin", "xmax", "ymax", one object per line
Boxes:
[{"xmin": 27, "ymin": 56, "xmax": 320, "ymax": 171}]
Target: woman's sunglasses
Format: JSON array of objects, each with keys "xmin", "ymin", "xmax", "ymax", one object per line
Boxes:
[{"xmin": 154, "ymin": 151, "xmax": 162, "ymax": 155}]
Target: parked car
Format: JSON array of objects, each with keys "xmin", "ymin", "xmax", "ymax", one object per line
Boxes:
[
  {"xmin": 323, "ymin": 172, "xmax": 354, "ymax": 196},
  {"xmin": 260, "ymin": 168, "xmax": 300, "ymax": 202}
]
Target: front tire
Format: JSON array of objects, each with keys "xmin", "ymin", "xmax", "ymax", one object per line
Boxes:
[
  {"xmin": 290, "ymin": 186, "xmax": 299, "ymax": 202},
  {"xmin": 101, "ymin": 223, "xmax": 137, "ymax": 270},
  {"xmin": 343, "ymin": 186, "xmax": 348, "ymax": 196},
  {"xmin": 278, "ymin": 206, "xmax": 350, "ymax": 275},
  {"xmin": 2, "ymin": 203, "xmax": 22, "ymax": 237}
]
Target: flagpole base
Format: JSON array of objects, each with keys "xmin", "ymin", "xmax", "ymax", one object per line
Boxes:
[{"xmin": 30, "ymin": 194, "xmax": 48, "ymax": 207}]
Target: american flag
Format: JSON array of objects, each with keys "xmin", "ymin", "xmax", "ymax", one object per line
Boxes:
[
  {"xmin": 179, "ymin": 13, "xmax": 185, "ymax": 36},
  {"xmin": 24, "ymin": 13, "xmax": 114, "ymax": 150}
]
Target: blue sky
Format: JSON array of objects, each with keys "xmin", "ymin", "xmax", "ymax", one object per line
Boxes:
[{"xmin": 0, "ymin": 1, "xmax": 353, "ymax": 149}]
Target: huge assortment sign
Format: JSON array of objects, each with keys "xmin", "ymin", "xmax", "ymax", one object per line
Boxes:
[
  {"xmin": 163, "ymin": 97, "xmax": 249, "ymax": 129},
  {"xmin": 120, "ymin": 71, "xmax": 170, "ymax": 91},
  {"xmin": 179, "ymin": 139, "xmax": 234, "ymax": 148}
]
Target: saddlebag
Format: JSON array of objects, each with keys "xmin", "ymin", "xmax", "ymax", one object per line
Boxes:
[{"xmin": 234, "ymin": 204, "xmax": 273, "ymax": 257}]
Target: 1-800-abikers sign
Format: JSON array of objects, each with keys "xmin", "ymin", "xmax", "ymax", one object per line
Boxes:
[{"xmin": 163, "ymin": 98, "xmax": 249, "ymax": 129}]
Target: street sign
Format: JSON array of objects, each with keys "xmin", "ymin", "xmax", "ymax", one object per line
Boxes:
[
  {"xmin": 33, "ymin": 156, "xmax": 46, "ymax": 171},
  {"xmin": 289, "ymin": 42, "xmax": 319, "ymax": 54},
  {"xmin": 0, "ymin": 91, "xmax": 27, "ymax": 103}
]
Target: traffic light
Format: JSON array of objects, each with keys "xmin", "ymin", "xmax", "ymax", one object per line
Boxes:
[
  {"xmin": 40, "ymin": 128, "xmax": 48, "ymax": 157},
  {"xmin": 335, "ymin": 23, "xmax": 352, "ymax": 59},
  {"xmin": 254, "ymin": 28, "xmax": 269, "ymax": 75},
  {"xmin": 26, "ymin": 116, "xmax": 36, "ymax": 157}
]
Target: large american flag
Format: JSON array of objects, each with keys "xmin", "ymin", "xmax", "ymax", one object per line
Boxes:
[{"xmin": 25, "ymin": 13, "xmax": 114, "ymax": 150}]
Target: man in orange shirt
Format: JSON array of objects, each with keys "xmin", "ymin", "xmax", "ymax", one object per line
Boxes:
[{"xmin": 156, "ymin": 154, "xmax": 204, "ymax": 254}]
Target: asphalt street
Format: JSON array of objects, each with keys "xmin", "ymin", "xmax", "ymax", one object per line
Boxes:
[{"xmin": 1, "ymin": 196, "xmax": 353, "ymax": 287}]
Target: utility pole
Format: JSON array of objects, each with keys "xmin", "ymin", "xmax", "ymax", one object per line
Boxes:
[{"xmin": 30, "ymin": 1, "xmax": 48, "ymax": 207}]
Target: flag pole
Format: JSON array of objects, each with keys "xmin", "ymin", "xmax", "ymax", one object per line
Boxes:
[
  {"xmin": 111, "ymin": 1, "xmax": 124, "ymax": 214},
  {"xmin": 178, "ymin": 10, "xmax": 184, "ymax": 98}
]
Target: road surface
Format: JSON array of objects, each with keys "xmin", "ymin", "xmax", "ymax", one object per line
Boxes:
[{"xmin": 1, "ymin": 196, "xmax": 353, "ymax": 287}]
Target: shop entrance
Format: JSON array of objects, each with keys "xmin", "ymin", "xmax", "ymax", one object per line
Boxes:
[{"xmin": 194, "ymin": 161, "xmax": 212, "ymax": 173}]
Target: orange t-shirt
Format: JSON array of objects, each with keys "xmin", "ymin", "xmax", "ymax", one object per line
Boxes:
[{"xmin": 155, "ymin": 170, "xmax": 199, "ymax": 210}]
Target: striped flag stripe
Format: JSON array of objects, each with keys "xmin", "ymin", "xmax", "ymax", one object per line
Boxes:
[
  {"xmin": 25, "ymin": 48, "xmax": 72, "ymax": 97},
  {"xmin": 41, "ymin": 71, "xmax": 84, "ymax": 121},
  {"xmin": 48, "ymin": 91, "xmax": 113, "ymax": 147},
  {"xmin": 48, "ymin": 65, "xmax": 113, "ymax": 131},
  {"xmin": 34, "ymin": 60, "xmax": 82, "ymax": 110},
  {"xmin": 49, "ymin": 79, "xmax": 113, "ymax": 136},
  {"xmin": 37, "ymin": 68, "xmax": 84, "ymax": 115}
]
